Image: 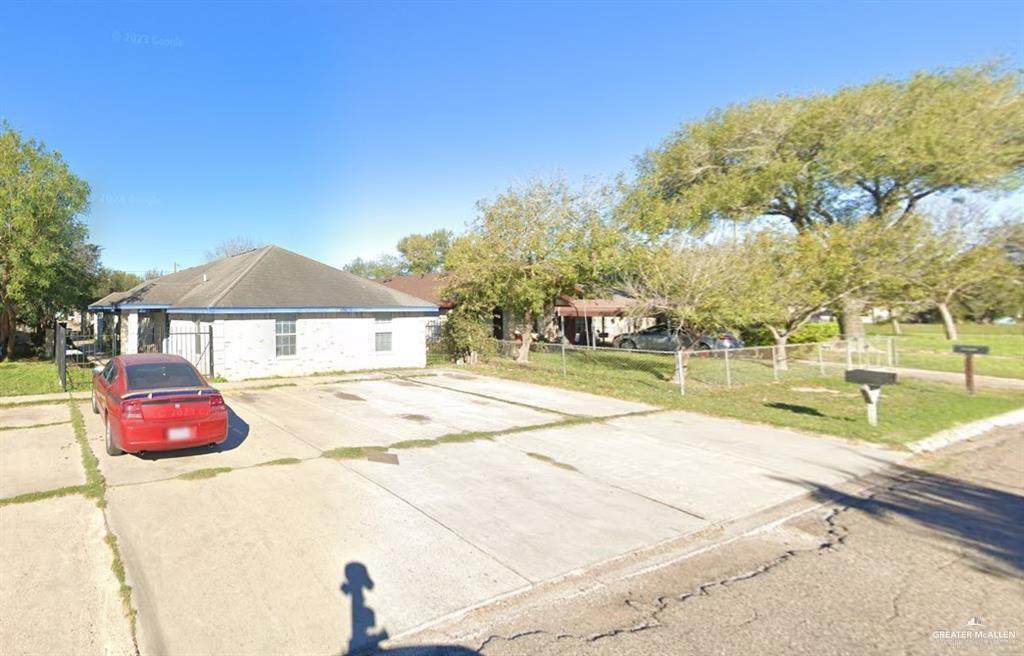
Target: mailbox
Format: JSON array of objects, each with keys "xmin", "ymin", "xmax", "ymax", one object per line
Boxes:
[
  {"xmin": 845, "ymin": 369, "xmax": 897, "ymax": 427},
  {"xmin": 844, "ymin": 369, "xmax": 898, "ymax": 386},
  {"xmin": 953, "ymin": 345, "xmax": 989, "ymax": 394}
]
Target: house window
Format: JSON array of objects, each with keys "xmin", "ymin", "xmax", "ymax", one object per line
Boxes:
[
  {"xmin": 275, "ymin": 318, "xmax": 296, "ymax": 357},
  {"xmin": 375, "ymin": 314, "xmax": 392, "ymax": 324},
  {"xmin": 375, "ymin": 331, "xmax": 392, "ymax": 352}
]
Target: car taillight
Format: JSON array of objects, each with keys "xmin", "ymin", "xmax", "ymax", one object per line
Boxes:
[
  {"xmin": 209, "ymin": 395, "xmax": 226, "ymax": 410},
  {"xmin": 121, "ymin": 399, "xmax": 143, "ymax": 420}
]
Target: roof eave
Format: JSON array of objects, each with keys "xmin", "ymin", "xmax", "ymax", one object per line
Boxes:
[{"xmin": 165, "ymin": 306, "xmax": 440, "ymax": 315}]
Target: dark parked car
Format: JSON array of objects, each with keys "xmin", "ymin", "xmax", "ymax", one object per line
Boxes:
[{"xmin": 611, "ymin": 325, "xmax": 744, "ymax": 351}]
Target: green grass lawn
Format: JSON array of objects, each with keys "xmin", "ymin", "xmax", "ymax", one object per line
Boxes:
[
  {"xmin": 465, "ymin": 352, "xmax": 1023, "ymax": 447},
  {"xmin": 0, "ymin": 360, "xmax": 91, "ymax": 397},
  {"xmin": 866, "ymin": 322, "xmax": 1023, "ymax": 379}
]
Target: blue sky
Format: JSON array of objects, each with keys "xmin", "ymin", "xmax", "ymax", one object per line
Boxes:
[{"xmin": 2, "ymin": 1, "xmax": 1022, "ymax": 273}]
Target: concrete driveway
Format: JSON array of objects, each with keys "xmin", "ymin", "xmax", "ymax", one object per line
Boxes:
[{"xmin": 1, "ymin": 371, "xmax": 907, "ymax": 655}]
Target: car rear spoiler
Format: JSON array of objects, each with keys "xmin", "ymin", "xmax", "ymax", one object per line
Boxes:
[{"xmin": 122, "ymin": 388, "xmax": 221, "ymax": 401}]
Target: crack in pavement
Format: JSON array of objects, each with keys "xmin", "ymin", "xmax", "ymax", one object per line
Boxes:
[{"xmin": 474, "ymin": 493, "xmax": 862, "ymax": 652}]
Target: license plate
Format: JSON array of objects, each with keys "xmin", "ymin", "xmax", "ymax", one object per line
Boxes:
[{"xmin": 167, "ymin": 426, "xmax": 193, "ymax": 441}]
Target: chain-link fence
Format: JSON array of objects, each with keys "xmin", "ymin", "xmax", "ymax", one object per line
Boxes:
[{"xmin": 435, "ymin": 337, "xmax": 899, "ymax": 395}]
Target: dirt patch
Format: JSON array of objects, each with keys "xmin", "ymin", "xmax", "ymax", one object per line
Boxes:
[
  {"xmin": 334, "ymin": 391, "xmax": 365, "ymax": 401},
  {"xmin": 446, "ymin": 373, "xmax": 476, "ymax": 380},
  {"xmin": 389, "ymin": 380, "xmax": 419, "ymax": 387},
  {"xmin": 401, "ymin": 413, "xmax": 431, "ymax": 423},
  {"xmin": 471, "ymin": 399, "xmax": 491, "ymax": 405}
]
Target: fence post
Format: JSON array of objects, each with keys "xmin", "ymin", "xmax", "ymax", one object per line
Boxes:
[
  {"xmin": 724, "ymin": 349, "xmax": 732, "ymax": 388},
  {"xmin": 887, "ymin": 337, "xmax": 894, "ymax": 367},
  {"xmin": 208, "ymin": 326, "xmax": 215, "ymax": 378},
  {"xmin": 818, "ymin": 343, "xmax": 825, "ymax": 375},
  {"xmin": 560, "ymin": 339, "xmax": 567, "ymax": 377},
  {"xmin": 676, "ymin": 349, "xmax": 685, "ymax": 396},
  {"xmin": 845, "ymin": 340, "xmax": 853, "ymax": 370},
  {"xmin": 771, "ymin": 345, "xmax": 779, "ymax": 381}
]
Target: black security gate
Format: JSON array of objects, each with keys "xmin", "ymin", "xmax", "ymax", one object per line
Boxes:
[
  {"xmin": 55, "ymin": 321, "xmax": 67, "ymax": 390},
  {"xmin": 164, "ymin": 327, "xmax": 214, "ymax": 377}
]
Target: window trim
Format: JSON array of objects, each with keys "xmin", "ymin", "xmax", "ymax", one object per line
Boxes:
[
  {"xmin": 374, "ymin": 330, "xmax": 393, "ymax": 353},
  {"xmin": 275, "ymin": 318, "xmax": 297, "ymax": 357}
]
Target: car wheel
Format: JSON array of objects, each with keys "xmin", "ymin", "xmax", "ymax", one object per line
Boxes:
[
  {"xmin": 91, "ymin": 390, "xmax": 99, "ymax": 414},
  {"xmin": 620, "ymin": 340, "xmax": 637, "ymax": 350},
  {"xmin": 105, "ymin": 417, "xmax": 124, "ymax": 457}
]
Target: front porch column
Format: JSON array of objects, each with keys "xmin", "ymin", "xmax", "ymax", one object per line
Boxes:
[{"xmin": 122, "ymin": 311, "xmax": 139, "ymax": 354}]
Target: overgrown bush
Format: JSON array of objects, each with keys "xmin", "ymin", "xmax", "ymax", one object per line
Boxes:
[
  {"xmin": 438, "ymin": 308, "xmax": 494, "ymax": 362},
  {"xmin": 740, "ymin": 322, "xmax": 839, "ymax": 346}
]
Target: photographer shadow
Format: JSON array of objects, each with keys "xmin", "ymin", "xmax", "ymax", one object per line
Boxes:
[{"xmin": 341, "ymin": 562, "xmax": 481, "ymax": 656}]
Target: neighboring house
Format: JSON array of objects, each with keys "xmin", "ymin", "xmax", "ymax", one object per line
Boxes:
[
  {"xmin": 379, "ymin": 273, "xmax": 452, "ymax": 312},
  {"xmin": 380, "ymin": 273, "xmax": 452, "ymax": 342},
  {"xmin": 376, "ymin": 272, "xmax": 654, "ymax": 346},
  {"xmin": 88, "ymin": 245, "xmax": 438, "ymax": 380},
  {"xmin": 553, "ymin": 295, "xmax": 656, "ymax": 346}
]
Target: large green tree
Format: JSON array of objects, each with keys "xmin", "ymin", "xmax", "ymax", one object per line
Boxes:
[
  {"xmin": 397, "ymin": 229, "xmax": 453, "ymax": 274},
  {"xmin": 0, "ymin": 124, "xmax": 93, "ymax": 359},
  {"xmin": 93, "ymin": 268, "xmax": 144, "ymax": 299},
  {"xmin": 622, "ymin": 64, "xmax": 1024, "ymax": 336},
  {"xmin": 443, "ymin": 179, "xmax": 618, "ymax": 362},
  {"xmin": 343, "ymin": 229, "xmax": 454, "ymax": 279},
  {"xmin": 744, "ymin": 222, "xmax": 904, "ymax": 366},
  {"xmin": 893, "ymin": 206, "xmax": 1022, "ymax": 339}
]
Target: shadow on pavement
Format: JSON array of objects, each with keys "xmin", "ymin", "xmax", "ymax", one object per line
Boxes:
[
  {"xmin": 341, "ymin": 562, "xmax": 481, "ymax": 656},
  {"xmin": 772, "ymin": 460, "xmax": 1024, "ymax": 576},
  {"xmin": 134, "ymin": 406, "xmax": 250, "ymax": 461}
]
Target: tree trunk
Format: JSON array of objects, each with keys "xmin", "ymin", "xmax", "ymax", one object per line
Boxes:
[
  {"xmin": 774, "ymin": 334, "xmax": 790, "ymax": 371},
  {"xmin": 515, "ymin": 312, "xmax": 533, "ymax": 363},
  {"xmin": 937, "ymin": 302, "xmax": 958, "ymax": 341},
  {"xmin": 838, "ymin": 297, "xmax": 866, "ymax": 340},
  {"xmin": 890, "ymin": 317, "xmax": 902, "ymax": 335},
  {"xmin": 766, "ymin": 326, "xmax": 790, "ymax": 371},
  {"xmin": 0, "ymin": 300, "xmax": 15, "ymax": 361}
]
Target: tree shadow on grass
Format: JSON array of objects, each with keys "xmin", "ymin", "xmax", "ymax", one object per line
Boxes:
[
  {"xmin": 764, "ymin": 402, "xmax": 827, "ymax": 417},
  {"xmin": 341, "ymin": 561, "xmax": 481, "ymax": 656}
]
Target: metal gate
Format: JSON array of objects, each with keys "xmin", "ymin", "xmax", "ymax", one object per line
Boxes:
[
  {"xmin": 55, "ymin": 321, "xmax": 68, "ymax": 390},
  {"xmin": 164, "ymin": 327, "xmax": 214, "ymax": 377}
]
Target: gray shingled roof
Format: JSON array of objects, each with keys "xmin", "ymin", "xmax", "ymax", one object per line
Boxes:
[{"xmin": 90, "ymin": 246, "xmax": 437, "ymax": 311}]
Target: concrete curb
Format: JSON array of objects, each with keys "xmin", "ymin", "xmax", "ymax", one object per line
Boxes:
[{"xmin": 907, "ymin": 407, "xmax": 1024, "ymax": 453}]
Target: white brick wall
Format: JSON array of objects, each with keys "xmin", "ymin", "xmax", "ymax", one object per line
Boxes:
[{"xmin": 199, "ymin": 313, "xmax": 429, "ymax": 380}]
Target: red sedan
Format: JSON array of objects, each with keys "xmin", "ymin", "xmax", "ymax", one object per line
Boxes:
[{"xmin": 92, "ymin": 353, "xmax": 229, "ymax": 456}]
